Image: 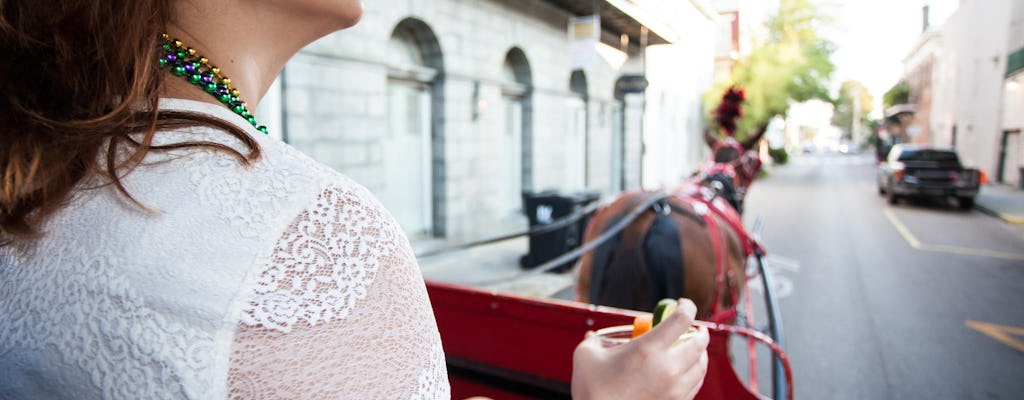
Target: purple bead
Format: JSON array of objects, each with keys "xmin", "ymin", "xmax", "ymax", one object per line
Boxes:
[
  {"xmin": 165, "ymin": 53, "xmax": 177, "ymax": 62},
  {"xmin": 184, "ymin": 64, "xmax": 196, "ymax": 73},
  {"xmin": 201, "ymin": 74, "xmax": 213, "ymax": 83},
  {"xmin": 217, "ymin": 85, "xmax": 229, "ymax": 94}
]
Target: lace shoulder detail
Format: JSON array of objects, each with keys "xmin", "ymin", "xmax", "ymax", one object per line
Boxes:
[
  {"xmin": 228, "ymin": 184, "xmax": 449, "ymax": 398},
  {"xmin": 238, "ymin": 182, "xmax": 398, "ymax": 332}
]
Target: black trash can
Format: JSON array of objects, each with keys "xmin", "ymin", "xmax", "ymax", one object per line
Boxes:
[
  {"xmin": 1019, "ymin": 166, "xmax": 1024, "ymax": 189},
  {"xmin": 520, "ymin": 190, "xmax": 601, "ymax": 272}
]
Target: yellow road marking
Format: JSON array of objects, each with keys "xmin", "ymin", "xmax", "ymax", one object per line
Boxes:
[
  {"xmin": 965, "ymin": 320, "xmax": 1024, "ymax": 353},
  {"xmin": 884, "ymin": 209, "xmax": 923, "ymax": 248},
  {"xmin": 883, "ymin": 209, "xmax": 1024, "ymax": 261}
]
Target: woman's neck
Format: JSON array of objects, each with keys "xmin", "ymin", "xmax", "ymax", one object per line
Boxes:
[{"xmin": 162, "ymin": 1, "xmax": 360, "ymax": 110}]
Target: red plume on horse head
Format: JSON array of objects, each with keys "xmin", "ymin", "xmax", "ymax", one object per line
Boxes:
[{"xmin": 714, "ymin": 85, "xmax": 746, "ymax": 136}]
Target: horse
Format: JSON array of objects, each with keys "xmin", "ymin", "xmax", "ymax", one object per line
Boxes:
[{"xmin": 574, "ymin": 127, "xmax": 765, "ymax": 321}]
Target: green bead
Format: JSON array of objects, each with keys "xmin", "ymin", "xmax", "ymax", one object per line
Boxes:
[{"xmin": 156, "ymin": 35, "xmax": 269, "ymax": 135}]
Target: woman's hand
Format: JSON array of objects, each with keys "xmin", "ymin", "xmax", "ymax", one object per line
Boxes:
[{"xmin": 571, "ymin": 299, "xmax": 710, "ymax": 400}]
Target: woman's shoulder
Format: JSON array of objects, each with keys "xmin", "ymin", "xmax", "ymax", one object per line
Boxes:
[{"xmin": 152, "ymin": 98, "xmax": 377, "ymax": 213}]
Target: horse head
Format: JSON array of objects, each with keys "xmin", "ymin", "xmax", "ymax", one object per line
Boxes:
[{"xmin": 699, "ymin": 123, "xmax": 767, "ymax": 214}]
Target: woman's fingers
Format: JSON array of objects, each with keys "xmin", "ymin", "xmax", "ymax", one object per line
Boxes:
[
  {"xmin": 632, "ymin": 298, "xmax": 698, "ymax": 349},
  {"xmin": 669, "ymin": 325, "xmax": 709, "ymax": 360},
  {"xmin": 573, "ymin": 331, "xmax": 600, "ymax": 356},
  {"xmin": 681, "ymin": 351, "xmax": 710, "ymax": 400}
]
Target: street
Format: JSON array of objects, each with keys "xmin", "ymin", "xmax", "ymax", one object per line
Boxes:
[{"xmin": 743, "ymin": 152, "xmax": 1024, "ymax": 399}]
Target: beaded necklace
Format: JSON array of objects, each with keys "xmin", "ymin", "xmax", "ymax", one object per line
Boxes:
[{"xmin": 157, "ymin": 34, "xmax": 268, "ymax": 134}]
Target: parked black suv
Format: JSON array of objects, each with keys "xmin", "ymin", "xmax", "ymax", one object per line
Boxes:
[{"xmin": 877, "ymin": 144, "xmax": 980, "ymax": 209}]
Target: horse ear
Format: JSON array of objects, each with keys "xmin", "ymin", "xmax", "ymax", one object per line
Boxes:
[
  {"xmin": 741, "ymin": 122, "xmax": 769, "ymax": 150},
  {"xmin": 704, "ymin": 128, "xmax": 718, "ymax": 148}
]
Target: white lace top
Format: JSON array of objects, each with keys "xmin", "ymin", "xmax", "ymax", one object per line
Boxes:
[{"xmin": 0, "ymin": 99, "xmax": 450, "ymax": 399}]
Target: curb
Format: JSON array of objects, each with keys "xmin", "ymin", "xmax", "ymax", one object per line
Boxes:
[{"xmin": 974, "ymin": 203, "xmax": 1024, "ymax": 225}]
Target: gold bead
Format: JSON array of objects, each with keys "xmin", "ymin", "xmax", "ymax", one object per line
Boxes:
[
  {"xmin": 174, "ymin": 40, "xmax": 182, "ymax": 48},
  {"xmin": 161, "ymin": 33, "xmax": 170, "ymax": 40},
  {"xmin": 211, "ymin": 67, "xmax": 220, "ymax": 75},
  {"xmin": 187, "ymin": 48, "xmax": 196, "ymax": 56},
  {"xmin": 199, "ymin": 57, "xmax": 208, "ymax": 65},
  {"xmin": 231, "ymin": 89, "xmax": 240, "ymax": 97},
  {"xmin": 221, "ymin": 78, "xmax": 231, "ymax": 85},
  {"xmin": 241, "ymin": 101, "xmax": 247, "ymax": 108}
]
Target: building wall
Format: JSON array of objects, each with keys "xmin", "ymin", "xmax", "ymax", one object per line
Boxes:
[
  {"xmin": 904, "ymin": 32, "xmax": 940, "ymax": 145},
  {"xmin": 643, "ymin": 14, "xmax": 717, "ymax": 189},
  {"xmin": 930, "ymin": 0, "xmax": 1012, "ymax": 174},
  {"xmin": 709, "ymin": 0, "xmax": 777, "ymax": 82},
  {"xmin": 1000, "ymin": 0, "xmax": 1024, "ymax": 185},
  {"xmin": 257, "ymin": 0, "xmax": 715, "ymax": 243}
]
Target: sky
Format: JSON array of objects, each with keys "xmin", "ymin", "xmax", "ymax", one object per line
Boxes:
[{"xmin": 825, "ymin": 0, "xmax": 959, "ymax": 118}]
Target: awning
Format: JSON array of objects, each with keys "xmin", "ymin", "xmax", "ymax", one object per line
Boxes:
[
  {"xmin": 543, "ymin": 0, "xmax": 678, "ymax": 45},
  {"xmin": 884, "ymin": 104, "xmax": 915, "ymax": 118}
]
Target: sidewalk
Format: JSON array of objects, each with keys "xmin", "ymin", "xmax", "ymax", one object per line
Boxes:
[
  {"xmin": 415, "ymin": 236, "xmax": 577, "ymax": 299},
  {"xmin": 975, "ymin": 184, "xmax": 1024, "ymax": 224}
]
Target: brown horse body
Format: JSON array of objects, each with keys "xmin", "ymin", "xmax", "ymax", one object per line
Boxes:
[
  {"xmin": 574, "ymin": 191, "xmax": 747, "ymax": 319},
  {"xmin": 575, "ymin": 128, "xmax": 765, "ymax": 320}
]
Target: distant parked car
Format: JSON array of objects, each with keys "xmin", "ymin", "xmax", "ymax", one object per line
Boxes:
[
  {"xmin": 839, "ymin": 143, "xmax": 861, "ymax": 154},
  {"xmin": 877, "ymin": 144, "xmax": 979, "ymax": 209}
]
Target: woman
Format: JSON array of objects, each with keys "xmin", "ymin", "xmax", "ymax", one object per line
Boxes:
[{"xmin": 0, "ymin": 1, "xmax": 708, "ymax": 398}]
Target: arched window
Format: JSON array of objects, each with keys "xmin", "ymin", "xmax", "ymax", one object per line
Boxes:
[
  {"xmin": 567, "ymin": 70, "xmax": 589, "ymax": 190},
  {"xmin": 384, "ymin": 19, "xmax": 444, "ymax": 238},
  {"xmin": 499, "ymin": 48, "xmax": 532, "ymax": 218}
]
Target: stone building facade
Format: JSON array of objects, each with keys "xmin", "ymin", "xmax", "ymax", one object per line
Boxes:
[{"xmin": 257, "ymin": 0, "xmax": 716, "ymax": 244}]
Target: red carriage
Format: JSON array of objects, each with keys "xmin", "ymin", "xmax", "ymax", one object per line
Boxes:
[{"xmin": 422, "ymin": 87, "xmax": 793, "ymax": 399}]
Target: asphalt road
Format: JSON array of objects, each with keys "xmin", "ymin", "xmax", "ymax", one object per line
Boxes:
[{"xmin": 741, "ymin": 152, "xmax": 1024, "ymax": 399}]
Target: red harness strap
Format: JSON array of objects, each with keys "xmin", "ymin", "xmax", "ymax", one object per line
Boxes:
[
  {"xmin": 675, "ymin": 183, "xmax": 763, "ymax": 257},
  {"xmin": 673, "ymin": 194, "xmax": 739, "ymax": 324}
]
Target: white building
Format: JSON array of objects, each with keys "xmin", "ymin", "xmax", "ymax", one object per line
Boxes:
[
  {"xmin": 929, "ymin": 0, "xmax": 1015, "ymax": 175},
  {"xmin": 255, "ymin": 0, "xmax": 718, "ymax": 245},
  {"xmin": 785, "ymin": 99, "xmax": 838, "ymax": 152},
  {"xmin": 1000, "ymin": 0, "xmax": 1024, "ymax": 186}
]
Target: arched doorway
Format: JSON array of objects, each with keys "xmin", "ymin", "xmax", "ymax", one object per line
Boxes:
[
  {"xmin": 568, "ymin": 70, "xmax": 588, "ymax": 190},
  {"xmin": 386, "ymin": 19, "xmax": 445, "ymax": 238},
  {"xmin": 501, "ymin": 48, "xmax": 532, "ymax": 218}
]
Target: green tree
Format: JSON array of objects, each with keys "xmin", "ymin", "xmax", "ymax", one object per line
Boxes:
[
  {"xmin": 704, "ymin": 0, "xmax": 836, "ymax": 139},
  {"xmin": 883, "ymin": 80, "xmax": 909, "ymax": 109},
  {"xmin": 831, "ymin": 80, "xmax": 874, "ymax": 139}
]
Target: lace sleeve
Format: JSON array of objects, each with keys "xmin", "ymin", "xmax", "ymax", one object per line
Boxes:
[{"xmin": 226, "ymin": 184, "xmax": 449, "ymax": 399}]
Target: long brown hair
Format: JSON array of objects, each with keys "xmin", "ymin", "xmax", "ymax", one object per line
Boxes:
[{"xmin": 1, "ymin": 1, "xmax": 261, "ymax": 244}]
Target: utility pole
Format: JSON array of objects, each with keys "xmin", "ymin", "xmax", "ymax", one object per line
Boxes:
[{"xmin": 852, "ymin": 85, "xmax": 861, "ymax": 143}]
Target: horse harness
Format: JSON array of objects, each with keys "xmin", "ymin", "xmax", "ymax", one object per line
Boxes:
[{"xmin": 587, "ymin": 190, "xmax": 758, "ymax": 322}]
